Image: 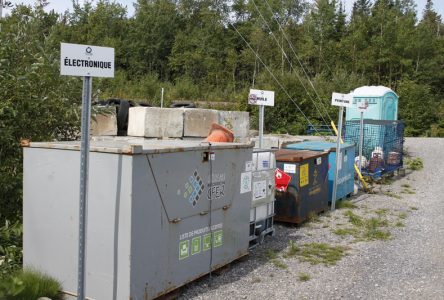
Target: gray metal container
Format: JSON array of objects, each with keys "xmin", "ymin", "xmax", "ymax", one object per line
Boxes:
[
  {"xmin": 249, "ymin": 150, "xmax": 276, "ymax": 248},
  {"xmin": 23, "ymin": 138, "xmax": 253, "ymax": 300}
]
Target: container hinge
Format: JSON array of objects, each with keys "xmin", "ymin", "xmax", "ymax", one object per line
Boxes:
[
  {"xmin": 199, "ymin": 211, "xmax": 209, "ymax": 215},
  {"xmin": 223, "ymin": 204, "xmax": 231, "ymax": 210},
  {"xmin": 171, "ymin": 218, "xmax": 181, "ymax": 223}
]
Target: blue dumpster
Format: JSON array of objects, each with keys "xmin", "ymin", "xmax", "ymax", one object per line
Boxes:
[{"xmin": 285, "ymin": 141, "xmax": 355, "ymax": 202}]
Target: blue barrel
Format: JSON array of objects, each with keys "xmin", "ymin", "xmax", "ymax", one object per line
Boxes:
[{"xmin": 285, "ymin": 141, "xmax": 355, "ymax": 202}]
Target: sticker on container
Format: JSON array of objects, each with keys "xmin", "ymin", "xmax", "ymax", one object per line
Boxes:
[
  {"xmin": 191, "ymin": 236, "xmax": 201, "ymax": 255},
  {"xmin": 316, "ymin": 157, "xmax": 322, "ymax": 165},
  {"xmin": 203, "ymin": 233, "xmax": 212, "ymax": 251},
  {"xmin": 245, "ymin": 161, "xmax": 253, "ymax": 172},
  {"xmin": 300, "ymin": 164, "xmax": 309, "ymax": 187},
  {"xmin": 213, "ymin": 230, "xmax": 223, "ymax": 248},
  {"xmin": 240, "ymin": 172, "xmax": 252, "ymax": 194},
  {"xmin": 338, "ymin": 153, "xmax": 342, "ymax": 170},
  {"xmin": 283, "ymin": 163, "xmax": 296, "ymax": 174},
  {"xmin": 210, "ymin": 153, "xmax": 216, "ymax": 160},
  {"xmin": 343, "ymin": 153, "xmax": 348, "ymax": 162},
  {"xmin": 179, "ymin": 240, "xmax": 189, "ymax": 260},
  {"xmin": 262, "ymin": 160, "xmax": 269, "ymax": 169},
  {"xmin": 253, "ymin": 180, "xmax": 267, "ymax": 200}
]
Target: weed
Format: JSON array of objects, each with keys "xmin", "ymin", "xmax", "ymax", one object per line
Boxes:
[
  {"xmin": 296, "ymin": 243, "xmax": 347, "ymax": 266},
  {"xmin": 401, "ymin": 189, "xmax": 415, "ymax": 194},
  {"xmin": 395, "ymin": 221, "xmax": 405, "ymax": 227},
  {"xmin": 374, "ymin": 208, "xmax": 389, "ymax": 216},
  {"xmin": 0, "ymin": 269, "xmax": 63, "ymax": 300},
  {"xmin": 284, "ymin": 241, "xmax": 300, "ymax": 258},
  {"xmin": 266, "ymin": 249, "xmax": 277, "ymax": 260},
  {"xmin": 344, "ymin": 210, "xmax": 364, "ymax": 227},
  {"xmin": 380, "ymin": 177, "xmax": 395, "ymax": 185},
  {"xmin": 271, "ymin": 258, "xmax": 288, "ymax": 269},
  {"xmin": 298, "ymin": 272, "xmax": 311, "ymax": 282},
  {"xmin": 322, "ymin": 224, "xmax": 329, "ymax": 228},
  {"xmin": 401, "ymin": 183, "xmax": 411, "ymax": 188},
  {"xmin": 409, "ymin": 206, "xmax": 419, "ymax": 211},
  {"xmin": 364, "ymin": 218, "xmax": 391, "ymax": 240},
  {"xmin": 406, "ymin": 158, "xmax": 424, "ymax": 170},
  {"xmin": 333, "ymin": 227, "xmax": 360, "ymax": 237},
  {"xmin": 336, "ymin": 200, "xmax": 357, "ymax": 209},
  {"xmin": 308, "ymin": 211, "xmax": 321, "ymax": 223},
  {"xmin": 398, "ymin": 212, "xmax": 407, "ymax": 219},
  {"xmin": 383, "ymin": 191, "xmax": 402, "ymax": 199}
]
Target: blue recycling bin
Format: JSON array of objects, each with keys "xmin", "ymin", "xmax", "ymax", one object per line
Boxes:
[{"xmin": 285, "ymin": 141, "xmax": 355, "ymax": 202}]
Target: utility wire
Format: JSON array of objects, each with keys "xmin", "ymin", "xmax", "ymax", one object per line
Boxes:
[
  {"xmin": 262, "ymin": 0, "xmax": 335, "ymax": 124},
  {"xmin": 230, "ymin": 22, "xmax": 323, "ymax": 136},
  {"xmin": 250, "ymin": 0, "xmax": 332, "ymax": 131}
]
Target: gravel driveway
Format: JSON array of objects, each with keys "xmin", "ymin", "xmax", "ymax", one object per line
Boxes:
[{"xmin": 179, "ymin": 137, "xmax": 444, "ymax": 300}]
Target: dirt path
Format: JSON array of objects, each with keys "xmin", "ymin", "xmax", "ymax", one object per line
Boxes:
[{"xmin": 180, "ymin": 137, "xmax": 444, "ymax": 300}]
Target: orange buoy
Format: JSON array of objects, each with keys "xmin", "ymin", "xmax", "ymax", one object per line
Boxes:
[{"xmin": 205, "ymin": 123, "xmax": 234, "ymax": 143}]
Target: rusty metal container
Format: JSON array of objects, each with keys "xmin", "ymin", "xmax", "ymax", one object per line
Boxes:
[
  {"xmin": 274, "ymin": 149, "xmax": 329, "ymax": 224},
  {"xmin": 23, "ymin": 137, "xmax": 253, "ymax": 300}
]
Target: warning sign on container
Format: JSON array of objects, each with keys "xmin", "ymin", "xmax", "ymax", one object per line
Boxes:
[{"xmin": 300, "ymin": 164, "xmax": 309, "ymax": 187}]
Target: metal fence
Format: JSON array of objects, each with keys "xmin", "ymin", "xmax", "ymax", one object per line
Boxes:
[{"xmin": 342, "ymin": 119, "xmax": 405, "ymax": 178}]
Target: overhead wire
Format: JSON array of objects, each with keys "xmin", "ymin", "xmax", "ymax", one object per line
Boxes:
[
  {"xmin": 262, "ymin": 0, "xmax": 335, "ymax": 124},
  {"xmin": 229, "ymin": 22, "xmax": 324, "ymax": 136},
  {"xmin": 250, "ymin": 0, "xmax": 332, "ymax": 131}
]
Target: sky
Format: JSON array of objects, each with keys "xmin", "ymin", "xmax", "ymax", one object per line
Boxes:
[{"xmin": 2, "ymin": 0, "xmax": 444, "ymax": 19}]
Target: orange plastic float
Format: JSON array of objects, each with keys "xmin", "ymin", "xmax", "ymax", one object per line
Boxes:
[{"xmin": 205, "ymin": 123, "xmax": 234, "ymax": 143}]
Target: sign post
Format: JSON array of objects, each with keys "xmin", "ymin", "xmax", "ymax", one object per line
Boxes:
[
  {"xmin": 331, "ymin": 92, "xmax": 352, "ymax": 210},
  {"xmin": 357, "ymin": 100, "xmax": 369, "ymax": 175},
  {"xmin": 248, "ymin": 89, "xmax": 275, "ymax": 148},
  {"xmin": 61, "ymin": 42, "xmax": 114, "ymax": 300}
]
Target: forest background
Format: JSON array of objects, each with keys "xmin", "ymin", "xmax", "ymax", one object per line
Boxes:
[{"xmin": 0, "ymin": 0, "xmax": 443, "ymax": 276}]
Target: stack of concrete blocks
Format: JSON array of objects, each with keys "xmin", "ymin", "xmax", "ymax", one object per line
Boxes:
[
  {"xmin": 127, "ymin": 107, "xmax": 250, "ymax": 139},
  {"xmin": 250, "ymin": 134, "xmax": 305, "ymax": 149},
  {"xmin": 90, "ymin": 107, "xmax": 118, "ymax": 136}
]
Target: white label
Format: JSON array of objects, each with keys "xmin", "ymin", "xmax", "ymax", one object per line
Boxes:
[
  {"xmin": 358, "ymin": 99, "xmax": 369, "ymax": 112},
  {"xmin": 283, "ymin": 163, "xmax": 296, "ymax": 174},
  {"xmin": 253, "ymin": 180, "xmax": 267, "ymax": 200},
  {"xmin": 343, "ymin": 153, "xmax": 348, "ymax": 163},
  {"xmin": 316, "ymin": 157, "xmax": 322, "ymax": 165},
  {"xmin": 331, "ymin": 92, "xmax": 353, "ymax": 107},
  {"xmin": 60, "ymin": 43, "xmax": 115, "ymax": 77},
  {"xmin": 248, "ymin": 89, "xmax": 275, "ymax": 106},
  {"xmin": 210, "ymin": 153, "xmax": 216, "ymax": 161},
  {"xmin": 240, "ymin": 172, "xmax": 252, "ymax": 194},
  {"xmin": 338, "ymin": 152, "xmax": 342, "ymax": 170},
  {"xmin": 245, "ymin": 161, "xmax": 253, "ymax": 172}
]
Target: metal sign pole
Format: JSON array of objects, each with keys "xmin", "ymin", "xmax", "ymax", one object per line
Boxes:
[
  {"xmin": 78, "ymin": 76, "xmax": 92, "ymax": 300},
  {"xmin": 258, "ymin": 105, "xmax": 264, "ymax": 148},
  {"xmin": 331, "ymin": 106, "xmax": 344, "ymax": 211},
  {"xmin": 161, "ymin": 87, "xmax": 164, "ymax": 108},
  {"xmin": 359, "ymin": 111, "xmax": 364, "ymax": 174}
]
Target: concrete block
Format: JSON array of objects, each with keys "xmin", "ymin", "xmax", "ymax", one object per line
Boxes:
[
  {"xmin": 91, "ymin": 108, "xmax": 117, "ymax": 136},
  {"xmin": 250, "ymin": 136, "xmax": 280, "ymax": 149},
  {"xmin": 183, "ymin": 108, "xmax": 219, "ymax": 137},
  {"xmin": 127, "ymin": 107, "xmax": 184, "ymax": 138},
  {"xmin": 218, "ymin": 111, "xmax": 250, "ymax": 138}
]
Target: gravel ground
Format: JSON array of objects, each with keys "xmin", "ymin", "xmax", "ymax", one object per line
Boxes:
[{"xmin": 178, "ymin": 137, "xmax": 444, "ymax": 300}]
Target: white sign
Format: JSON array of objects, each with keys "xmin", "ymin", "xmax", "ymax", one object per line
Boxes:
[
  {"xmin": 331, "ymin": 92, "xmax": 353, "ymax": 107},
  {"xmin": 240, "ymin": 172, "xmax": 252, "ymax": 194},
  {"xmin": 248, "ymin": 89, "xmax": 275, "ymax": 107},
  {"xmin": 253, "ymin": 180, "xmax": 267, "ymax": 200},
  {"xmin": 60, "ymin": 43, "xmax": 114, "ymax": 78},
  {"xmin": 283, "ymin": 163, "xmax": 296, "ymax": 174},
  {"xmin": 358, "ymin": 100, "xmax": 369, "ymax": 112}
]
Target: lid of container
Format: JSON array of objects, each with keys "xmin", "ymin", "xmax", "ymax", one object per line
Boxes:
[
  {"xmin": 285, "ymin": 141, "xmax": 354, "ymax": 152},
  {"xmin": 26, "ymin": 136, "xmax": 253, "ymax": 155},
  {"xmin": 275, "ymin": 149, "xmax": 327, "ymax": 162}
]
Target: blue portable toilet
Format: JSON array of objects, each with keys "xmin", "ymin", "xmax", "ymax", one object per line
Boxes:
[
  {"xmin": 346, "ymin": 86, "xmax": 398, "ymax": 121},
  {"xmin": 285, "ymin": 141, "xmax": 355, "ymax": 202}
]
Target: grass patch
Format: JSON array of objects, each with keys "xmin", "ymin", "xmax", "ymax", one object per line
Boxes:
[
  {"xmin": 383, "ymin": 191, "xmax": 402, "ymax": 199},
  {"xmin": 296, "ymin": 243, "xmax": 347, "ymax": 266},
  {"xmin": 379, "ymin": 177, "xmax": 395, "ymax": 185},
  {"xmin": 333, "ymin": 227, "xmax": 360, "ymax": 237},
  {"xmin": 374, "ymin": 208, "xmax": 389, "ymax": 216},
  {"xmin": 336, "ymin": 200, "xmax": 357, "ymax": 209},
  {"xmin": 395, "ymin": 221, "xmax": 405, "ymax": 227},
  {"xmin": 364, "ymin": 218, "xmax": 391, "ymax": 240},
  {"xmin": 266, "ymin": 249, "xmax": 277, "ymax": 260},
  {"xmin": 308, "ymin": 211, "xmax": 321, "ymax": 223},
  {"xmin": 406, "ymin": 158, "xmax": 424, "ymax": 170},
  {"xmin": 0, "ymin": 269, "xmax": 63, "ymax": 300},
  {"xmin": 284, "ymin": 241, "xmax": 300, "ymax": 258},
  {"xmin": 344, "ymin": 210, "xmax": 364, "ymax": 227},
  {"xmin": 322, "ymin": 224, "xmax": 329, "ymax": 228},
  {"xmin": 409, "ymin": 206, "xmax": 419, "ymax": 211},
  {"xmin": 298, "ymin": 272, "xmax": 311, "ymax": 282},
  {"xmin": 398, "ymin": 212, "xmax": 408, "ymax": 219},
  {"xmin": 401, "ymin": 183, "xmax": 411, "ymax": 188},
  {"xmin": 271, "ymin": 258, "xmax": 288, "ymax": 269},
  {"xmin": 401, "ymin": 188, "xmax": 415, "ymax": 194}
]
